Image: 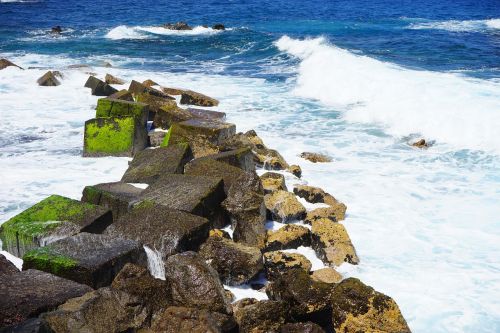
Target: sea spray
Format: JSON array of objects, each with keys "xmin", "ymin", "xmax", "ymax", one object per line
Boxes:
[{"xmin": 144, "ymin": 245, "xmax": 166, "ymax": 280}]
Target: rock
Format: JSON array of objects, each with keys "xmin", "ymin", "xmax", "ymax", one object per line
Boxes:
[
  {"xmin": 288, "ymin": 164, "xmax": 302, "ymax": 178},
  {"xmin": 185, "ymin": 158, "xmax": 245, "ymax": 194},
  {"xmin": 162, "ymin": 86, "xmax": 185, "ymax": 95},
  {"xmin": 137, "ymin": 174, "xmax": 226, "ymax": 228},
  {"xmin": 194, "ymin": 148, "xmax": 255, "ymax": 172},
  {"xmin": 311, "ymin": 220, "xmax": 358, "ymax": 266},
  {"xmin": 187, "ymin": 108, "xmax": 226, "ymax": 121},
  {"xmin": 0, "ymin": 194, "xmax": 112, "ymax": 257},
  {"xmin": 210, "ymin": 228, "xmax": 231, "ymax": 239},
  {"xmin": 304, "ymin": 206, "xmax": 341, "ymax": 224},
  {"xmin": 37, "ymin": 71, "xmax": 61, "ymax": 86},
  {"xmin": 95, "ymin": 98, "xmax": 149, "ymax": 124},
  {"xmin": 0, "ymin": 269, "xmax": 91, "ymax": 327},
  {"xmin": 142, "ymin": 79, "xmax": 158, "ymax": 87},
  {"xmin": 106, "ymin": 202, "xmax": 210, "ymax": 258},
  {"xmin": 222, "ymin": 172, "xmax": 266, "ymax": 248},
  {"xmin": 260, "ymin": 172, "xmax": 287, "ymax": 193},
  {"xmin": 265, "ymin": 224, "xmax": 311, "ymax": 252},
  {"xmin": 67, "ymin": 63, "xmax": 92, "ymax": 69},
  {"xmin": 263, "ymin": 251, "xmax": 312, "ymax": 281},
  {"xmin": 152, "ymin": 101, "xmax": 195, "ymax": 129},
  {"xmin": 299, "ymin": 152, "xmax": 332, "ymax": 163},
  {"xmin": 163, "ymin": 119, "xmax": 236, "ymax": 158},
  {"xmin": 280, "ymin": 322, "xmax": 325, "ymax": 333},
  {"xmin": 199, "ymin": 235, "xmax": 263, "ymax": 285},
  {"xmin": 51, "ymin": 26, "xmax": 62, "ymax": 34},
  {"xmin": 264, "ymin": 190, "xmax": 306, "ymax": 223},
  {"xmin": 330, "ymin": 278, "xmax": 411, "ymax": 333},
  {"xmin": 233, "ymin": 299, "xmax": 288, "ymax": 333},
  {"xmin": 122, "ymin": 144, "xmax": 193, "ymax": 184},
  {"xmin": 163, "ymin": 21, "xmax": 192, "ymax": 30},
  {"xmin": 84, "ymin": 76, "xmax": 118, "ymax": 96},
  {"xmin": 104, "ymin": 73, "xmax": 125, "ymax": 85},
  {"xmin": 149, "ymin": 130, "xmax": 167, "ymax": 147},
  {"xmin": 0, "ymin": 58, "xmax": 22, "ymax": 70},
  {"xmin": 212, "ymin": 24, "xmax": 225, "ymax": 30},
  {"xmin": 165, "ymin": 251, "xmax": 232, "ymax": 314},
  {"xmin": 180, "ymin": 90, "xmax": 219, "ymax": 107},
  {"xmin": 0, "ymin": 318, "xmax": 50, "ymax": 333},
  {"xmin": 311, "ymin": 267, "xmax": 342, "ymax": 284},
  {"xmin": 42, "ymin": 287, "xmax": 149, "ymax": 333},
  {"xmin": 83, "ymin": 116, "xmax": 148, "ymax": 157},
  {"xmin": 0, "ymin": 254, "xmax": 19, "ymax": 276},
  {"xmin": 108, "ymin": 89, "xmax": 134, "ymax": 101},
  {"xmin": 293, "ymin": 185, "xmax": 346, "ymax": 221},
  {"xmin": 23, "ymin": 233, "xmax": 146, "ymax": 288},
  {"xmin": 412, "ymin": 138, "xmax": 430, "ymax": 148}
]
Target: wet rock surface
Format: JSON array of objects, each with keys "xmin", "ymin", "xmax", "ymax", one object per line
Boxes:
[
  {"xmin": 195, "ymin": 148, "xmax": 255, "ymax": 172},
  {"xmin": 37, "ymin": 71, "xmax": 61, "ymax": 86},
  {"xmin": 180, "ymin": 89, "xmax": 219, "ymax": 107},
  {"xmin": 84, "ymin": 75, "xmax": 118, "ymax": 96},
  {"xmin": 264, "ymin": 190, "xmax": 307, "ymax": 223},
  {"xmin": 0, "ymin": 254, "xmax": 18, "ymax": 276},
  {"xmin": 311, "ymin": 219, "xmax": 359, "ymax": 266},
  {"xmin": 299, "ymin": 152, "xmax": 332, "ymax": 163},
  {"xmin": 185, "ymin": 157, "xmax": 245, "ymax": 194},
  {"xmin": 265, "ymin": 224, "xmax": 311, "ymax": 251},
  {"xmin": 280, "ymin": 322, "xmax": 325, "ymax": 333},
  {"xmin": 233, "ymin": 298, "xmax": 289, "ymax": 333},
  {"xmin": 104, "ymin": 73, "xmax": 125, "ymax": 85},
  {"xmin": 0, "ymin": 58, "xmax": 22, "ymax": 70},
  {"xmin": 263, "ymin": 251, "xmax": 312, "ymax": 281},
  {"xmin": 260, "ymin": 172, "xmax": 287, "ymax": 193},
  {"xmin": 294, "ymin": 185, "xmax": 347, "ymax": 221}
]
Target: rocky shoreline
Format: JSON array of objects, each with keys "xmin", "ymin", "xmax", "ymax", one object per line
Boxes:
[{"xmin": 0, "ymin": 60, "xmax": 411, "ymax": 333}]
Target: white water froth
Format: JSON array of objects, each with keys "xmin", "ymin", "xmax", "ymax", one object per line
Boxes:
[
  {"xmin": 144, "ymin": 245, "xmax": 166, "ymax": 280},
  {"xmin": 275, "ymin": 36, "xmax": 500, "ymax": 154},
  {"xmin": 408, "ymin": 18, "xmax": 500, "ymax": 32},
  {"xmin": 105, "ymin": 25, "xmax": 225, "ymax": 40}
]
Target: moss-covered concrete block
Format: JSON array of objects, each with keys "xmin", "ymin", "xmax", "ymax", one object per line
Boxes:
[
  {"xmin": 184, "ymin": 157, "xmax": 245, "ymax": 194},
  {"xmin": 83, "ymin": 117, "xmax": 148, "ymax": 157},
  {"xmin": 95, "ymin": 98, "xmax": 149, "ymax": 125},
  {"xmin": 0, "ymin": 195, "xmax": 112, "ymax": 258}
]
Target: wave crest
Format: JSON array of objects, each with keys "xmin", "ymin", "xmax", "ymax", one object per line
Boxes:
[
  {"xmin": 408, "ymin": 18, "xmax": 500, "ymax": 32},
  {"xmin": 105, "ymin": 25, "xmax": 225, "ymax": 40}
]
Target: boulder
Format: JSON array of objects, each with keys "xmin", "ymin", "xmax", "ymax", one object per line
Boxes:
[
  {"xmin": 263, "ymin": 251, "xmax": 311, "ymax": 281},
  {"xmin": 163, "ymin": 21, "xmax": 192, "ymax": 30},
  {"xmin": 37, "ymin": 71, "xmax": 60, "ymax": 86},
  {"xmin": 104, "ymin": 73, "xmax": 125, "ymax": 85},
  {"xmin": 129, "ymin": 80, "xmax": 172, "ymax": 99},
  {"xmin": 193, "ymin": 148, "xmax": 255, "ymax": 172},
  {"xmin": 264, "ymin": 190, "xmax": 306, "ymax": 223},
  {"xmin": 165, "ymin": 252, "xmax": 232, "ymax": 314},
  {"xmin": 293, "ymin": 185, "xmax": 346, "ymax": 221},
  {"xmin": 162, "ymin": 87, "xmax": 185, "ymax": 95},
  {"xmin": 0, "ymin": 194, "xmax": 112, "ymax": 257},
  {"xmin": 0, "ymin": 318, "xmax": 50, "ymax": 333},
  {"xmin": 311, "ymin": 220, "xmax": 358, "ymax": 266},
  {"xmin": 22, "ymin": 233, "xmax": 147, "ymax": 288},
  {"xmin": 233, "ymin": 299, "xmax": 288, "ymax": 333},
  {"xmin": 0, "ymin": 58, "xmax": 22, "ymax": 70},
  {"xmin": 0, "ymin": 269, "xmax": 91, "ymax": 327},
  {"xmin": 83, "ymin": 116, "xmax": 148, "ymax": 157},
  {"xmin": 265, "ymin": 224, "xmax": 311, "ymax": 252},
  {"xmin": 199, "ymin": 235, "xmax": 263, "ymax": 285},
  {"xmin": 149, "ymin": 130, "xmax": 167, "ymax": 147},
  {"xmin": 105, "ymin": 202, "xmax": 210, "ymax": 258},
  {"xmin": 304, "ymin": 206, "xmax": 341, "ymax": 224},
  {"xmin": 299, "ymin": 152, "xmax": 332, "ymax": 163},
  {"xmin": 152, "ymin": 101, "xmax": 193, "ymax": 129},
  {"xmin": 412, "ymin": 138, "xmax": 430, "ymax": 148},
  {"xmin": 180, "ymin": 90, "xmax": 219, "ymax": 107},
  {"xmin": 280, "ymin": 322, "xmax": 325, "ymax": 333},
  {"xmin": 222, "ymin": 172, "xmax": 266, "ymax": 248},
  {"xmin": 108, "ymin": 89, "xmax": 134, "ymax": 101},
  {"xmin": 184, "ymin": 158, "xmax": 245, "ymax": 194},
  {"xmin": 0, "ymin": 254, "xmax": 19, "ymax": 276},
  {"xmin": 41, "ymin": 287, "xmax": 149, "ymax": 333},
  {"xmin": 287, "ymin": 164, "xmax": 302, "ymax": 178},
  {"xmin": 95, "ymin": 98, "xmax": 149, "ymax": 124},
  {"xmin": 260, "ymin": 172, "xmax": 287, "ymax": 193},
  {"xmin": 330, "ymin": 278, "xmax": 411, "ymax": 333},
  {"xmin": 121, "ymin": 144, "xmax": 193, "ymax": 184},
  {"xmin": 151, "ymin": 307, "xmax": 237, "ymax": 333},
  {"xmin": 212, "ymin": 24, "xmax": 225, "ymax": 30},
  {"xmin": 162, "ymin": 119, "xmax": 236, "ymax": 158},
  {"xmin": 311, "ymin": 267, "xmax": 342, "ymax": 284},
  {"xmin": 84, "ymin": 76, "xmax": 118, "ymax": 96}
]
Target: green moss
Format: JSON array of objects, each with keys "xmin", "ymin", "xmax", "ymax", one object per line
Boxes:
[
  {"xmin": 23, "ymin": 246, "xmax": 78, "ymax": 275},
  {"xmin": 85, "ymin": 117, "xmax": 135, "ymax": 153},
  {"xmin": 81, "ymin": 186, "xmax": 101, "ymax": 205},
  {"xmin": 95, "ymin": 98, "xmax": 147, "ymax": 120},
  {"xmin": 160, "ymin": 126, "xmax": 174, "ymax": 147}
]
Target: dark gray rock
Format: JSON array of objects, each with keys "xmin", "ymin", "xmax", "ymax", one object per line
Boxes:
[
  {"xmin": 0, "ymin": 254, "xmax": 19, "ymax": 276},
  {"xmin": 233, "ymin": 298, "xmax": 289, "ymax": 333},
  {"xmin": 184, "ymin": 158, "xmax": 245, "ymax": 194},
  {"xmin": 212, "ymin": 24, "xmax": 225, "ymax": 30},
  {"xmin": 0, "ymin": 58, "xmax": 22, "ymax": 70},
  {"xmin": 194, "ymin": 148, "xmax": 255, "ymax": 172},
  {"xmin": 84, "ymin": 76, "xmax": 118, "ymax": 96},
  {"xmin": 0, "ymin": 318, "xmax": 51, "ymax": 333},
  {"xmin": 37, "ymin": 71, "xmax": 61, "ymax": 86},
  {"xmin": 280, "ymin": 322, "xmax": 325, "ymax": 333},
  {"xmin": 163, "ymin": 21, "xmax": 192, "ymax": 30}
]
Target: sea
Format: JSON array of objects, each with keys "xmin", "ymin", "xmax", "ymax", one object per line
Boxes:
[{"xmin": 0, "ymin": 0, "xmax": 499, "ymax": 332}]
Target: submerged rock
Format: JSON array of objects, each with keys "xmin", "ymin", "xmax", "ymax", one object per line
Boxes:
[
  {"xmin": 265, "ymin": 224, "xmax": 311, "ymax": 252},
  {"xmin": 84, "ymin": 76, "xmax": 118, "ymax": 96},
  {"xmin": 212, "ymin": 23, "xmax": 225, "ymax": 30},
  {"xmin": 311, "ymin": 267, "xmax": 342, "ymax": 284},
  {"xmin": 184, "ymin": 157, "xmax": 245, "ymax": 194},
  {"xmin": 180, "ymin": 90, "xmax": 219, "ymax": 107},
  {"xmin": 233, "ymin": 298, "xmax": 289, "ymax": 333},
  {"xmin": 311, "ymin": 219, "xmax": 358, "ymax": 266},
  {"xmin": 163, "ymin": 21, "xmax": 192, "ymax": 30},
  {"xmin": 260, "ymin": 172, "xmax": 287, "ymax": 193},
  {"xmin": 0, "ymin": 58, "xmax": 22, "ymax": 70},
  {"xmin": 299, "ymin": 152, "xmax": 332, "ymax": 163},
  {"xmin": 293, "ymin": 185, "xmax": 346, "ymax": 221},
  {"xmin": 51, "ymin": 26, "xmax": 62, "ymax": 34},
  {"xmin": 264, "ymin": 190, "xmax": 306, "ymax": 223},
  {"xmin": 263, "ymin": 251, "xmax": 312, "ymax": 281},
  {"xmin": 37, "ymin": 71, "xmax": 61, "ymax": 86}
]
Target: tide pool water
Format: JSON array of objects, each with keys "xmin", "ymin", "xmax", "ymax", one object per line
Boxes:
[{"xmin": 1, "ymin": 0, "xmax": 499, "ymax": 332}]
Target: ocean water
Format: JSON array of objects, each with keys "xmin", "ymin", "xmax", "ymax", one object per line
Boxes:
[{"xmin": 1, "ymin": 0, "xmax": 499, "ymax": 332}]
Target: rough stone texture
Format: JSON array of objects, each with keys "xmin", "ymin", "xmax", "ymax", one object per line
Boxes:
[
  {"xmin": 304, "ymin": 206, "xmax": 341, "ymax": 224},
  {"xmin": 0, "ymin": 194, "xmax": 112, "ymax": 258},
  {"xmin": 42, "ymin": 287, "xmax": 149, "ymax": 333},
  {"xmin": 280, "ymin": 322, "xmax": 325, "ymax": 333},
  {"xmin": 122, "ymin": 144, "xmax": 193, "ymax": 184},
  {"xmin": 82, "ymin": 181, "xmax": 144, "ymax": 221},
  {"xmin": 142, "ymin": 79, "xmax": 158, "ymax": 87},
  {"xmin": 129, "ymin": 80, "xmax": 171, "ymax": 99},
  {"xmin": 412, "ymin": 138, "xmax": 430, "ymax": 148},
  {"xmin": 300, "ymin": 152, "xmax": 332, "ymax": 163},
  {"xmin": 0, "ymin": 318, "xmax": 51, "ymax": 333},
  {"xmin": 37, "ymin": 71, "xmax": 60, "ymax": 86},
  {"xmin": 185, "ymin": 158, "xmax": 245, "ymax": 194},
  {"xmin": 138, "ymin": 174, "xmax": 226, "ymax": 228},
  {"xmin": 263, "ymin": 251, "xmax": 312, "ymax": 281},
  {"xmin": 152, "ymin": 101, "xmax": 194, "ymax": 129},
  {"xmin": 179, "ymin": 90, "xmax": 219, "ymax": 107},
  {"xmin": 222, "ymin": 172, "xmax": 266, "ymax": 248},
  {"xmin": 84, "ymin": 76, "xmax": 118, "ymax": 96},
  {"xmin": 330, "ymin": 278, "xmax": 411, "ymax": 333},
  {"xmin": 149, "ymin": 130, "xmax": 167, "ymax": 147},
  {"xmin": 22, "ymin": 232, "xmax": 147, "ymax": 289},
  {"xmin": 195, "ymin": 148, "xmax": 255, "ymax": 172},
  {"xmin": 293, "ymin": 185, "xmax": 347, "ymax": 221},
  {"xmin": 83, "ymin": 116, "xmax": 148, "ymax": 157},
  {"xmin": 165, "ymin": 252, "xmax": 232, "ymax": 314},
  {"xmin": 199, "ymin": 235, "xmax": 263, "ymax": 285},
  {"xmin": 233, "ymin": 299, "xmax": 289, "ymax": 333},
  {"xmin": 287, "ymin": 165, "xmax": 302, "ymax": 178},
  {"xmin": 265, "ymin": 224, "xmax": 311, "ymax": 252},
  {"xmin": 0, "ymin": 254, "xmax": 18, "ymax": 276},
  {"xmin": 260, "ymin": 172, "xmax": 287, "ymax": 193},
  {"xmin": 105, "ymin": 73, "xmax": 125, "ymax": 85},
  {"xmin": 95, "ymin": 98, "xmax": 149, "ymax": 125},
  {"xmin": 311, "ymin": 267, "xmax": 342, "ymax": 284},
  {"xmin": 108, "ymin": 89, "xmax": 134, "ymax": 101},
  {"xmin": 0, "ymin": 269, "xmax": 92, "ymax": 327},
  {"xmin": 162, "ymin": 86, "xmax": 185, "ymax": 95},
  {"xmin": 311, "ymin": 220, "xmax": 359, "ymax": 267},
  {"xmin": 264, "ymin": 190, "xmax": 306, "ymax": 223},
  {"xmin": 0, "ymin": 58, "xmax": 22, "ymax": 70},
  {"xmin": 106, "ymin": 202, "xmax": 210, "ymax": 258},
  {"xmin": 187, "ymin": 108, "xmax": 226, "ymax": 121}
]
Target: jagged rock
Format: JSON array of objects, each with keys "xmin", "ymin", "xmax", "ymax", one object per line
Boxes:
[
  {"xmin": 265, "ymin": 224, "xmax": 311, "ymax": 252},
  {"xmin": 330, "ymin": 278, "xmax": 411, "ymax": 333},
  {"xmin": 137, "ymin": 174, "xmax": 226, "ymax": 228},
  {"xmin": 212, "ymin": 24, "xmax": 225, "ymax": 30},
  {"xmin": 105, "ymin": 73, "xmax": 125, "ymax": 85},
  {"xmin": 163, "ymin": 21, "xmax": 192, "ymax": 30},
  {"xmin": 37, "ymin": 71, "xmax": 60, "ymax": 86},
  {"xmin": 23, "ymin": 232, "xmax": 146, "ymax": 288},
  {"xmin": 0, "ymin": 194, "xmax": 112, "ymax": 257},
  {"xmin": 0, "ymin": 254, "xmax": 18, "ymax": 276},
  {"xmin": 165, "ymin": 252, "xmax": 232, "ymax": 314},
  {"xmin": 83, "ymin": 116, "xmax": 148, "ymax": 157},
  {"xmin": 122, "ymin": 144, "xmax": 193, "ymax": 184},
  {"xmin": 199, "ymin": 235, "xmax": 263, "ymax": 285},
  {"xmin": 149, "ymin": 130, "xmax": 167, "ymax": 147},
  {"xmin": 180, "ymin": 90, "xmax": 219, "ymax": 107},
  {"xmin": 222, "ymin": 172, "xmax": 266, "ymax": 248},
  {"xmin": 304, "ymin": 206, "xmax": 342, "ymax": 224},
  {"xmin": 0, "ymin": 269, "xmax": 91, "ymax": 327},
  {"xmin": 412, "ymin": 138, "xmax": 430, "ymax": 148},
  {"xmin": 260, "ymin": 172, "xmax": 287, "ymax": 193},
  {"xmin": 108, "ymin": 89, "xmax": 134, "ymax": 101},
  {"xmin": 263, "ymin": 251, "xmax": 311, "ymax": 281},
  {"xmin": 280, "ymin": 322, "xmax": 325, "ymax": 333},
  {"xmin": 288, "ymin": 164, "xmax": 302, "ymax": 178},
  {"xmin": 0, "ymin": 318, "xmax": 50, "ymax": 333},
  {"xmin": 95, "ymin": 98, "xmax": 149, "ymax": 124},
  {"xmin": 311, "ymin": 267, "xmax": 342, "ymax": 284},
  {"xmin": 293, "ymin": 185, "xmax": 346, "ymax": 221},
  {"xmin": 195, "ymin": 148, "xmax": 255, "ymax": 172},
  {"xmin": 0, "ymin": 58, "xmax": 22, "ymax": 70},
  {"xmin": 300, "ymin": 152, "xmax": 332, "ymax": 163},
  {"xmin": 267, "ymin": 268, "xmax": 332, "ymax": 326},
  {"xmin": 185, "ymin": 158, "xmax": 245, "ymax": 194},
  {"xmin": 311, "ymin": 220, "xmax": 358, "ymax": 266},
  {"xmin": 264, "ymin": 190, "xmax": 306, "ymax": 223},
  {"xmin": 84, "ymin": 76, "xmax": 118, "ymax": 96},
  {"xmin": 233, "ymin": 299, "xmax": 288, "ymax": 333},
  {"xmin": 105, "ymin": 202, "xmax": 210, "ymax": 258},
  {"xmin": 42, "ymin": 287, "xmax": 149, "ymax": 333},
  {"xmin": 162, "ymin": 119, "xmax": 236, "ymax": 158},
  {"xmin": 129, "ymin": 80, "xmax": 172, "ymax": 99}
]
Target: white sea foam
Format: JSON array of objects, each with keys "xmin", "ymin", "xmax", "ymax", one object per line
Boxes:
[
  {"xmin": 105, "ymin": 25, "xmax": 225, "ymax": 40},
  {"xmin": 144, "ymin": 245, "xmax": 166, "ymax": 280},
  {"xmin": 408, "ymin": 18, "xmax": 500, "ymax": 32}
]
